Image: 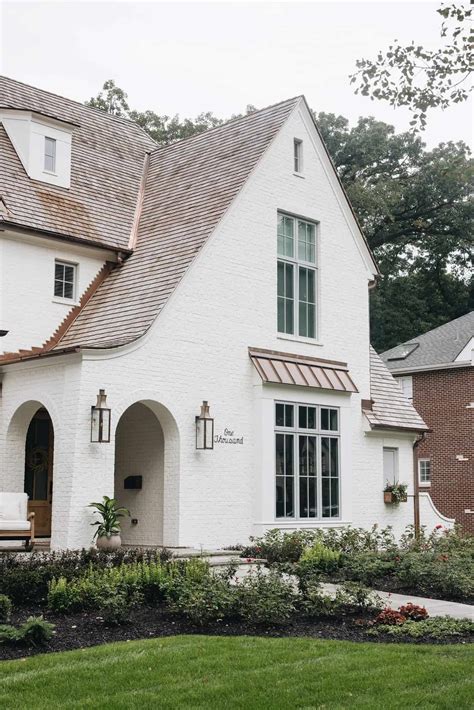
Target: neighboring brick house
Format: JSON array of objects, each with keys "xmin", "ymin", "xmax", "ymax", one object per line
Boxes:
[
  {"xmin": 382, "ymin": 313, "xmax": 474, "ymax": 533},
  {"xmin": 0, "ymin": 76, "xmax": 449, "ymax": 550}
]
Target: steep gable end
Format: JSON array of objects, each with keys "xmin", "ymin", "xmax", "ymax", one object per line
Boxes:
[{"xmin": 56, "ymin": 97, "xmax": 301, "ymax": 349}]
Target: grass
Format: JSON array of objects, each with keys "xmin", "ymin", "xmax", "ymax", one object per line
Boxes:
[{"xmin": 0, "ymin": 636, "xmax": 473, "ymax": 709}]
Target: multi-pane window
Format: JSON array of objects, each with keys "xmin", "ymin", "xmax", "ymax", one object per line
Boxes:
[
  {"xmin": 275, "ymin": 402, "xmax": 340, "ymax": 519},
  {"xmin": 277, "ymin": 213, "xmax": 317, "ymax": 338},
  {"xmin": 294, "ymin": 139, "xmax": 302, "ymax": 172},
  {"xmin": 418, "ymin": 459, "xmax": 431, "ymax": 485},
  {"xmin": 54, "ymin": 260, "xmax": 76, "ymax": 299},
  {"xmin": 44, "ymin": 137, "xmax": 56, "ymax": 172}
]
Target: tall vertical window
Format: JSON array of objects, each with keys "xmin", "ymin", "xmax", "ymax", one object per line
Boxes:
[
  {"xmin": 44, "ymin": 137, "xmax": 56, "ymax": 172},
  {"xmin": 397, "ymin": 375, "xmax": 413, "ymax": 401},
  {"xmin": 54, "ymin": 260, "xmax": 76, "ymax": 299},
  {"xmin": 294, "ymin": 139, "xmax": 302, "ymax": 172},
  {"xmin": 275, "ymin": 402, "xmax": 340, "ymax": 519},
  {"xmin": 277, "ymin": 213, "xmax": 317, "ymax": 338},
  {"xmin": 418, "ymin": 459, "xmax": 431, "ymax": 486},
  {"xmin": 383, "ymin": 447, "xmax": 399, "ymax": 485}
]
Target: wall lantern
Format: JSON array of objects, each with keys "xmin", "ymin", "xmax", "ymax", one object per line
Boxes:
[
  {"xmin": 90, "ymin": 389, "xmax": 111, "ymax": 443},
  {"xmin": 195, "ymin": 400, "xmax": 214, "ymax": 450}
]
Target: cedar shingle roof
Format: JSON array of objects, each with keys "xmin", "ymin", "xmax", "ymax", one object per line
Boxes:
[
  {"xmin": 56, "ymin": 97, "xmax": 301, "ymax": 348},
  {"xmin": 0, "ymin": 75, "xmax": 155, "ymax": 251},
  {"xmin": 381, "ymin": 312, "xmax": 474, "ymax": 373},
  {"xmin": 364, "ymin": 347, "xmax": 428, "ymax": 432}
]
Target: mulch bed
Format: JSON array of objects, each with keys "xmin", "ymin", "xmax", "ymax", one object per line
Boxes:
[{"xmin": 1, "ymin": 606, "xmax": 472, "ymax": 660}]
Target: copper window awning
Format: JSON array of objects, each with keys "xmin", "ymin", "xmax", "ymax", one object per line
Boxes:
[{"xmin": 249, "ymin": 347, "xmax": 358, "ymax": 393}]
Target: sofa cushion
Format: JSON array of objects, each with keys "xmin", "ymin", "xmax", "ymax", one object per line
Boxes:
[
  {"xmin": 0, "ymin": 493, "xmax": 28, "ymax": 521},
  {"xmin": 0, "ymin": 520, "xmax": 31, "ymax": 531}
]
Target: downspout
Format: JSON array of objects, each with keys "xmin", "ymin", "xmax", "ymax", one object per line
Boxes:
[{"xmin": 412, "ymin": 432, "xmax": 426, "ymax": 538}]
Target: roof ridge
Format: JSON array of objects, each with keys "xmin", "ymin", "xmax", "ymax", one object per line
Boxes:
[
  {"xmin": 148, "ymin": 95, "xmax": 303, "ymax": 155},
  {"xmin": 0, "ymin": 74, "xmax": 158, "ymax": 141}
]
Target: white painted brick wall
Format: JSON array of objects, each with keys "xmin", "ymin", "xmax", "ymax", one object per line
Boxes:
[{"xmin": 0, "ymin": 103, "xmax": 451, "ymax": 549}]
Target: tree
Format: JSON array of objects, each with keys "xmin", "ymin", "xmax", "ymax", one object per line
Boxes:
[
  {"xmin": 85, "ymin": 82, "xmax": 473, "ymax": 351},
  {"xmin": 350, "ymin": 3, "xmax": 472, "ymax": 130}
]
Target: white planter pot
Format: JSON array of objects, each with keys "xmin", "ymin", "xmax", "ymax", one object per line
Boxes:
[{"xmin": 96, "ymin": 533, "xmax": 122, "ymax": 551}]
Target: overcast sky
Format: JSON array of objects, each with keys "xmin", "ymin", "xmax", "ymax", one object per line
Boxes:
[{"xmin": 1, "ymin": 0, "xmax": 472, "ymax": 148}]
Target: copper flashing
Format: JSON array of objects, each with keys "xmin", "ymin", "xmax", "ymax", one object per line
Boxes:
[{"xmin": 249, "ymin": 347, "xmax": 358, "ymax": 393}]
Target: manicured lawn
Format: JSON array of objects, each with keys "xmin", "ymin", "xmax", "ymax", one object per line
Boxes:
[{"xmin": 0, "ymin": 636, "xmax": 472, "ymax": 709}]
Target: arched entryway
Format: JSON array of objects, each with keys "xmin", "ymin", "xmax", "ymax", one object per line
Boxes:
[
  {"xmin": 114, "ymin": 401, "xmax": 168, "ymax": 546},
  {"xmin": 24, "ymin": 409, "xmax": 54, "ymax": 537}
]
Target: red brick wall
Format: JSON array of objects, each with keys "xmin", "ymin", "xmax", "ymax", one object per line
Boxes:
[{"xmin": 412, "ymin": 367, "xmax": 474, "ymax": 533}]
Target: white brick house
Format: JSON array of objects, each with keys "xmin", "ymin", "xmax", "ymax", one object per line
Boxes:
[{"xmin": 0, "ymin": 77, "xmax": 452, "ymax": 550}]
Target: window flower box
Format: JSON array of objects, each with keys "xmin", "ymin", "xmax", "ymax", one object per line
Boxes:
[{"xmin": 383, "ymin": 483, "xmax": 408, "ymax": 504}]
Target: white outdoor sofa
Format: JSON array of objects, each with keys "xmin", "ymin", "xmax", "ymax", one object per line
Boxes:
[{"xmin": 0, "ymin": 493, "xmax": 35, "ymax": 550}]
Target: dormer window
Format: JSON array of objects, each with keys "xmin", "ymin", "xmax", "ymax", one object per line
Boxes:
[
  {"xmin": 0, "ymin": 109, "xmax": 76, "ymax": 188},
  {"xmin": 294, "ymin": 139, "xmax": 303, "ymax": 173},
  {"xmin": 44, "ymin": 137, "xmax": 57, "ymax": 173}
]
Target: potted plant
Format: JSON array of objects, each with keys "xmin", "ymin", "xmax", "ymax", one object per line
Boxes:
[
  {"xmin": 88, "ymin": 496, "xmax": 130, "ymax": 550},
  {"xmin": 383, "ymin": 482, "xmax": 408, "ymax": 504}
]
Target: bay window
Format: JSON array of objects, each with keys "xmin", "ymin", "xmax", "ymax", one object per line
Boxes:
[
  {"xmin": 275, "ymin": 402, "xmax": 340, "ymax": 519},
  {"xmin": 277, "ymin": 213, "xmax": 317, "ymax": 339}
]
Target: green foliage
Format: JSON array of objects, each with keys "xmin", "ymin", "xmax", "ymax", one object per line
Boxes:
[
  {"xmin": 0, "ymin": 616, "xmax": 54, "ymax": 647},
  {"xmin": 383, "ymin": 481, "xmax": 408, "ymax": 503},
  {"xmin": 243, "ymin": 525, "xmax": 397, "ymax": 563},
  {"xmin": 0, "ymin": 547, "xmax": 171, "ymax": 606},
  {"xmin": 0, "ymin": 594, "xmax": 12, "ymax": 623},
  {"xmin": 336, "ymin": 551, "xmax": 397, "ymax": 586},
  {"xmin": 300, "ymin": 543, "xmax": 341, "ymax": 573},
  {"xmin": 369, "ymin": 616, "xmax": 474, "ymax": 639},
  {"xmin": 350, "ymin": 4, "xmax": 472, "ymax": 130},
  {"xmin": 88, "ymin": 495, "xmax": 130, "ymax": 539},
  {"xmin": 334, "ymin": 582, "xmax": 382, "ymax": 612},
  {"xmin": 170, "ymin": 570, "xmax": 236, "ymax": 626},
  {"xmin": 395, "ymin": 551, "xmax": 473, "ymax": 602},
  {"xmin": 236, "ymin": 567, "xmax": 298, "ymax": 625},
  {"xmin": 100, "ymin": 593, "xmax": 137, "ymax": 626}
]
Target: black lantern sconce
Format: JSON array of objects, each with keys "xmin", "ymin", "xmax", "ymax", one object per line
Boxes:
[
  {"xmin": 90, "ymin": 389, "xmax": 111, "ymax": 443},
  {"xmin": 195, "ymin": 401, "xmax": 214, "ymax": 450}
]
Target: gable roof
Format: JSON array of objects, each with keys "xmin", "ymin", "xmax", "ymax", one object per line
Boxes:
[
  {"xmin": 364, "ymin": 347, "xmax": 428, "ymax": 432},
  {"xmin": 0, "ymin": 75, "xmax": 155, "ymax": 251},
  {"xmin": 381, "ymin": 312, "xmax": 474, "ymax": 374},
  {"xmin": 55, "ymin": 97, "xmax": 301, "ymax": 349}
]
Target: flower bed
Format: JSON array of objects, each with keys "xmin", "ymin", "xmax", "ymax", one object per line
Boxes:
[{"xmin": 0, "ymin": 545, "xmax": 472, "ymax": 659}]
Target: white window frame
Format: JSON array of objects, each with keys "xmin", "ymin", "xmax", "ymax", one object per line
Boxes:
[
  {"xmin": 44, "ymin": 136, "xmax": 57, "ymax": 173},
  {"xmin": 277, "ymin": 212, "xmax": 318, "ymax": 340},
  {"xmin": 383, "ymin": 447, "xmax": 399, "ymax": 486},
  {"xmin": 294, "ymin": 138, "xmax": 303, "ymax": 173},
  {"xmin": 275, "ymin": 401, "xmax": 340, "ymax": 521},
  {"xmin": 398, "ymin": 375, "xmax": 413, "ymax": 401},
  {"xmin": 418, "ymin": 458, "xmax": 432, "ymax": 487},
  {"xmin": 54, "ymin": 259, "xmax": 77, "ymax": 301}
]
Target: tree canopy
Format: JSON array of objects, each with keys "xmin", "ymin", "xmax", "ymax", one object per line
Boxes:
[
  {"xmin": 350, "ymin": 3, "xmax": 472, "ymax": 131},
  {"xmin": 85, "ymin": 81, "xmax": 473, "ymax": 352}
]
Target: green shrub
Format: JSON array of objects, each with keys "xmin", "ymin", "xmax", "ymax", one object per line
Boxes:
[
  {"xmin": 336, "ymin": 551, "xmax": 397, "ymax": 586},
  {"xmin": 334, "ymin": 581, "xmax": 382, "ymax": 612},
  {"xmin": 299, "ymin": 582, "xmax": 338, "ymax": 618},
  {"xmin": 300, "ymin": 543, "xmax": 341, "ymax": 573},
  {"xmin": 0, "ymin": 624, "xmax": 18, "ymax": 644},
  {"xmin": 0, "ymin": 594, "xmax": 12, "ymax": 623},
  {"xmin": 395, "ymin": 552, "xmax": 473, "ymax": 602},
  {"xmin": 99, "ymin": 592, "xmax": 138, "ymax": 626},
  {"xmin": 0, "ymin": 547, "xmax": 172, "ymax": 606},
  {"xmin": 17, "ymin": 616, "xmax": 54, "ymax": 646},
  {"xmin": 0, "ymin": 617, "xmax": 55, "ymax": 647},
  {"xmin": 170, "ymin": 572, "xmax": 236, "ymax": 626},
  {"xmin": 236, "ymin": 568, "xmax": 297, "ymax": 625},
  {"xmin": 368, "ymin": 616, "xmax": 474, "ymax": 639}
]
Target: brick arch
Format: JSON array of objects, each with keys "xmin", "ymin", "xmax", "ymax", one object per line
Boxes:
[{"xmin": 113, "ymin": 398, "xmax": 180, "ymax": 548}]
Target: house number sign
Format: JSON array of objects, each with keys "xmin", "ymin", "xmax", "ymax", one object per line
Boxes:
[{"xmin": 214, "ymin": 428, "xmax": 244, "ymax": 445}]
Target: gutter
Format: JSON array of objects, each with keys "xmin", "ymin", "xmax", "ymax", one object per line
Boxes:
[
  {"xmin": 0, "ymin": 346, "xmax": 81, "ymax": 367},
  {"xmin": 0, "ymin": 221, "xmax": 132, "ymax": 258},
  {"xmin": 413, "ymin": 432, "xmax": 427, "ymax": 538}
]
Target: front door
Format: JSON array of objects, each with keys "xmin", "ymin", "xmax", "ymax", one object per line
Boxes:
[{"xmin": 24, "ymin": 409, "xmax": 54, "ymax": 537}]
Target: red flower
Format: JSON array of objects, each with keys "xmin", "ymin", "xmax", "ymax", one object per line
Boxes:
[{"xmin": 435, "ymin": 524, "xmax": 443, "ymax": 530}]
